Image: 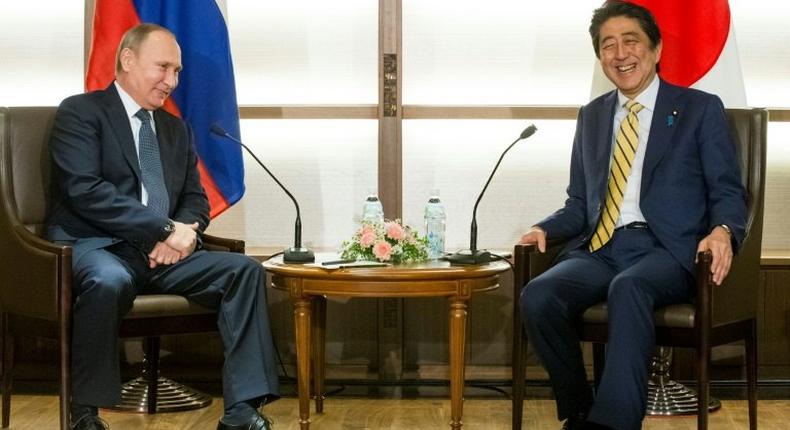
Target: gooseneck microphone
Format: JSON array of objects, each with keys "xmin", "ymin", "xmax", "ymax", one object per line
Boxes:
[
  {"xmin": 210, "ymin": 124, "xmax": 315, "ymax": 263},
  {"xmin": 446, "ymin": 124, "xmax": 537, "ymax": 265}
]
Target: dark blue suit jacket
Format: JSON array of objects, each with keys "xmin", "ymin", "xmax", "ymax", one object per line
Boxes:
[
  {"xmin": 46, "ymin": 84, "xmax": 210, "ymax": 263},
  {"xmin": 538, "ymin": 79, "xmax": 747, "ymax": 275}
]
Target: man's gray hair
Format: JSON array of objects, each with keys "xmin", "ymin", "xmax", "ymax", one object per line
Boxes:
[{"xmin": 114, "ymin": 23, "xmax": 176, "ymax": 75}]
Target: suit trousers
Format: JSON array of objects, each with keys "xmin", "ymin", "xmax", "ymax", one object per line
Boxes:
[
  {"xmin": 70, "ymin": 242, "xmax": 280, "ymax": 408},
  {"xmin": 519, "ymin": 228, "xmax": 693, "ymax": 430}
]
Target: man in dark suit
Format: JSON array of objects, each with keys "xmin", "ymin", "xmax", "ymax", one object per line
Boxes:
[
  {"xmin": 518, "ymin": 2, "xmax": 747, "ymax": 430},
  {"xmin": 47, "ymin": 24, "xmax": 278, "ymax": 430}
]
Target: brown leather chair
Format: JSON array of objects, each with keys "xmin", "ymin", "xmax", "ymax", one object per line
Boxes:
[
  {"xmin": 511, "ymin": 108, "xmax": 766, "ymax": 430},
  {"xmin": 0, "ymin": 106, "xmax": 245, "ymax": 429}
]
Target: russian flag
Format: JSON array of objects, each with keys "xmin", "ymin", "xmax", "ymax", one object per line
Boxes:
[
  {"xmin": 592, "ymin": 0, "xmax": 747, "ymax": 108},
  {"xmin": 86, "ymin": 0, "xmax": 244, "ymax": 218}
]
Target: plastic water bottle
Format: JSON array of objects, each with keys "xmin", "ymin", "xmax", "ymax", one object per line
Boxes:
[
  {"xmin": 362, "ymin": 189, "xmax": 384, "ymax": 223},
  {"xmin": 424, "ymin": 189, "xmax": 446, "ymax": 259}
]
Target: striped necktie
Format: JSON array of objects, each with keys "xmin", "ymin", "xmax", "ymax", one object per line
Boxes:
[
  {"xmin": 135, "ymin": 109, "xmax": 169, "ymax": 217},
  {"xmin": 589, "ymin": 100, "xmax": 644, "ymax": 252}
]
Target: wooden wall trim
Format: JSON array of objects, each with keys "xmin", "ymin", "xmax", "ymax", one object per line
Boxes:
[
  {"xmin": 403, "ymin": 105, "xmax": 580, "ymax": 120},
  {"xmin": 769, "ymin": 109, "xmax": 790, "ymax": 122},
  {"xmin": 238, "ymin": 105, "xmax": 790, "ymax": 122},
  {"xmin": 239, "ymin": 105, "xmax": 378, "ymax": 120},
  {"xmin": 378, "ymin": 0, "xmax": 402, "ymax": 221},
  {"xmin": 761, "ymin": 250, "xmax": 790, "ymax": 268}
]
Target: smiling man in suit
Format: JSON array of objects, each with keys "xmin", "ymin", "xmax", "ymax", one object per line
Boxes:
[
  {"xmin": 517, "ymin": 2, "xmax": 747, "ymax": 430},
  {"xmin": 47, "ymin": 24, "xmax": 278, "ymax": 430}
]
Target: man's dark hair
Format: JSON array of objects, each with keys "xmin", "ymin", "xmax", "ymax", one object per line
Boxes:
[{"xmin": 589, "ymin": 1, "xmax": 662, "ymax": 58}]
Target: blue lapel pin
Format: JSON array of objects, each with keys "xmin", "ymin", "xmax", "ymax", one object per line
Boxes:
[{"xmin": 667, "ymin": 110, "xmax": 678, "ymax": 127}]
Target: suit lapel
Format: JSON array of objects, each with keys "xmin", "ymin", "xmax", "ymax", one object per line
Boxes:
[
  {"xmin": 642, "ymin": 80, "xmax": 682, "ymax": 193},
  {"xmin": 592, "ymin": 91, "xmax": 619, "ymax": 201},
  {"xmin": 102, "ymin": 84, "xmax": 142, "ymax": 182}
]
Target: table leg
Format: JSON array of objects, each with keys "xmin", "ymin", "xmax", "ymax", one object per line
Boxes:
[
  {"xmin": 294, "ymin": 297, "xmax": 312, "ymax": 429},
  {"xmin": 312, "ymin": 296, "xmax": 327, "ymax": 413},
  {"xmin": 449, "ymin": 298, "xmax": 468, "ymax": 429}
]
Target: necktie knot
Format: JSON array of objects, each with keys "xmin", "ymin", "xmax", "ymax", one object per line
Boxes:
[
  {"xmin": 135, "ymin": 109, "xmax": 152, "ymax": 124},
  {"xmin": 625, "ymin": 100, "xmax": 644, "ymax": 114}
]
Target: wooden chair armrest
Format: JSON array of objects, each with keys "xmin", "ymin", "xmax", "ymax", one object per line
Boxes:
[
  {"xmin": 201, "ymin": 233, "xmax": 245, "ymax": 254},
  {"xmin": 1, "ymin": 225, "xmax": 71, "ymax": 320},
  {"xmin": 12, "ymin": 224, "xmax": 71, "ymax": 257},
  {"xmin": 694, "ymin": 250, "xmax": 714, "ymax": 332},
  {"xmin": 514, "ymin": 239, "xmax": 566, "ymax": 275}
]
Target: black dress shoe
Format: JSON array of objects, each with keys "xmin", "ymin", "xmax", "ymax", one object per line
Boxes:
[
  {"xmin": 216, "ymin": 412, "xmax": 273, "ymax": 430},
  {"xmin": 71, "ymin": 415, "xmax": 109, "ymax": 430}
]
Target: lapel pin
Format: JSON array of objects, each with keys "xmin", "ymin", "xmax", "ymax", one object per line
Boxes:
[{"xmin": 667, "ymin": 110, "xmax": 679, "ymax": 127}]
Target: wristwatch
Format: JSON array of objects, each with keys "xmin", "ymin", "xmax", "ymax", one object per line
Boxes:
[
  {"xmin": 159, "ymin": 219, "xmax": 175, "ymax": 241},
  {"xmin": 716, "ymin": 224, "xmax": 733, "ymax": 237}
]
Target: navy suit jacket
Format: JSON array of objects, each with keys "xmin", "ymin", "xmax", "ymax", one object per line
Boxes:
[
  {"xmin": 46, "ymin": 84, "xmax": 210, "ymax": 263},
  {"xmin": 537, "ymin": 79, "xmax": 747, "ymax": 275}
]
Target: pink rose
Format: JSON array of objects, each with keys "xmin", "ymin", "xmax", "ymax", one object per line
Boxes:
[
  {"xmin": 360, "ymin": 230, "xmax": 377, "ymax": 248},
  {"xmin": 372, "ymin": 240, "xmax": 392, "ymax": 261},
  {"xmin": 385, "ymin": 222, "xmax": 405, "ymax": 241}
]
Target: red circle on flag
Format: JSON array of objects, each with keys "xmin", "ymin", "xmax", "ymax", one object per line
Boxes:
[{"xmin": 629, "ymin": 0, "xmax": 731, "ymax": 87}]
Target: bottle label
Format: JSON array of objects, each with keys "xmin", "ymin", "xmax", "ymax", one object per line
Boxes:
[{"xmin": 426, "ymin": 221, "xmax": 445, "ymax": 259}]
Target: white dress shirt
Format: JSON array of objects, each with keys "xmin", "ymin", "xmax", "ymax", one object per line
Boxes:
[{"xmin": 610, "ymin": 74, "xmax": 659, "ymax": 227}]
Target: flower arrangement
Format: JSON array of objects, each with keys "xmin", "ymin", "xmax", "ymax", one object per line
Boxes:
[{"xmin": 340, "ymin": 219, "xmax": 429, "ymax": 264}]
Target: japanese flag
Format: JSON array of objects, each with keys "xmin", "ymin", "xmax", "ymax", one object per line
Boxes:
[{"xmin": 591, "ymin": 0, "xmax": 747, "ymax": 108}]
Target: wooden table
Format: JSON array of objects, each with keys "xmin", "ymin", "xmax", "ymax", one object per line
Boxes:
[{"xmin": 263, "ymin": 257, "xmax": 510, "ymax": 429}]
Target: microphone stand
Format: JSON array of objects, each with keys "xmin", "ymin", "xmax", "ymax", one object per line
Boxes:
[
  {"xmin": 211, "ymin": 125, "xmax": 315, "ymax": 263},
  {"xmin": 446, "ymin": 124, "xmax": 537, "ymax": 265}
]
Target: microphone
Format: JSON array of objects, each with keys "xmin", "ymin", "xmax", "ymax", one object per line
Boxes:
[
  {"xmin": 210, "ymin": 124, "xmax": 315, "ymax": 263},
  {"xmin": 446, "ymin": 124, "xmax": 537, "ymax": 265}
]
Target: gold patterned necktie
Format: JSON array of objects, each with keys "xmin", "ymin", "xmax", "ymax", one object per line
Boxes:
[{"xmin": 589, "ymin": 100, "xmax": 644, "ymax": 252}]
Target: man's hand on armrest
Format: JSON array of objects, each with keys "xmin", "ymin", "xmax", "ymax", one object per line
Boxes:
[
  {"xmin": 518, "ymin": 226, "xmax": 547, "ymax": 253},
  {"xmin": 696, "ymin": 225, "xmax": 734, "ymax": 286}
]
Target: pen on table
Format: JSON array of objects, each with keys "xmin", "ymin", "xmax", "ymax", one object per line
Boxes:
[{"xmin": 321, "ymin": 259, "xmax": 357, "ymax": 266}]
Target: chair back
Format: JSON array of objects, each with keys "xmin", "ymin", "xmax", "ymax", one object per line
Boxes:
[
  {"xmin": 0, "ymin": 106, "xmax": 62, "ymax": 319},
  {"xmin": 712, "ymin": 108, "xmax": 767, "ymax": 326},
  {"xmin": 0, "ymin": 106, "xmax": 57, "ymax": 235}
]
